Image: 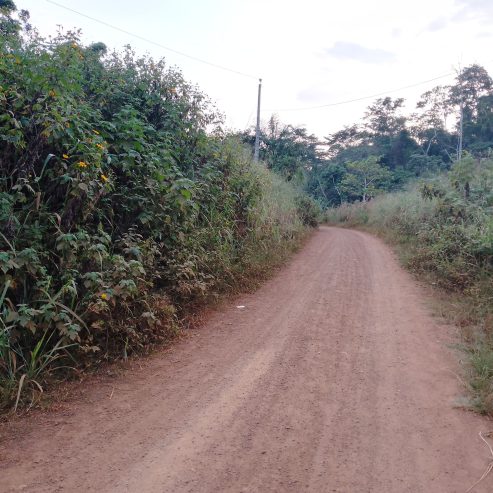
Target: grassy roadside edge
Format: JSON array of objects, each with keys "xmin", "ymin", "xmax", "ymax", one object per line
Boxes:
[{"xmin": 325, "ymin": 201, "xmax": 493, "ymax": 415}]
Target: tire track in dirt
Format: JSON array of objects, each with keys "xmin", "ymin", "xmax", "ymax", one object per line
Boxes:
[{"xmin": 1, "ymin": 227, "xmax": 492, "ymax": 492}]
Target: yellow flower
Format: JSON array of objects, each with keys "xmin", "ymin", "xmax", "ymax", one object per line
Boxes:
[
  {"xmin": 92, "ymin": 130, "xmax": 100, "ymax": 135},
  {"xmin": 77, "ymin": 161, "xmax": 88, "ymax": 168},
  {"xmin": 100, "ymin": 174, "xmax": 109, "ymax": 182},
  {"xmin": 96, "ymin": 143, "xmax": 104, "ymax": 150},
  {"xmin": 62, "ymin": 154, "xmax": 69, "ymax": 159},
  {"xmin": 100, "ymin": 293, "xmax": 108, "ymax": 300},
  {"xmin": 48, "ymin": 90, "xmax": 56, "ymax": 98}
]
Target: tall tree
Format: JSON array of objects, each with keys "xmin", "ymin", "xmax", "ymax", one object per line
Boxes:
[
  {"xmin": 340, "ymin": 156, "xmax": 392, "ymax": 202},
  {"xmin": 474, "ymin": 95, "xmax": 493, "ymax": 150},
  {"xmin": 449, "ymin": 65, "xmax": 493, "ymax": 123},
  {"xmin": 364, "ymin": 97, "xmax": 406, "ymax": 138},
  {"xmin": 0, "ymin": 0, "xmax": 30, "ymax": 37},
  {"xmin": 448, "ymin": 65, "xmax": 493, "ymax": 154},
  {"xmin": 363, "ymin": 97, "xmax": 415, "ymax": 169},
  {"xmin": 307, "ymin": 162, "xmax": 346, "ymax": 206},
  {"xmin": 416, "ymin": 85, "xmax": 451, "ymax": 130},
  {"xmin": 409, "ymin": 86, "xmax": 455, "ymax": 164},
  {"xmin": 325, "ymin": 124, "xmax": 367, "ymax": 159}
]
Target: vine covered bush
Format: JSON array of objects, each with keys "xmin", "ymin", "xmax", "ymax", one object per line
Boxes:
[{"xmin": 0, "ymin": 5, "xmax": 314, "ymax": 409}]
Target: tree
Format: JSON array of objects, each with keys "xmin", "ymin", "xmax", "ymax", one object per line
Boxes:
[
  {"xmin": 364, "ymin": 97, "xmax": 406, "ymax": 138},
  {"xmin": 363, "ymin": 97, "xmax": 410, "ymax": 169},
  {"xmin": 416, "ymin": 85, "xmax": 451, "ymax": 129},
  {"xmin": 0, "ymin": 0, "xmax": 18, "ymax": 35},
  {"xmin": 325, "ymin": 124, "xmax": 367, "ymax": 159},
  {"xmin": 340, "ymin": 156, "xmax": 392, "ymax": 202},
  {"xmin": 411, "ymin": 85, "xmax": 454, "ymax": 160},
  {"xmin": 449, "ymin": 65, "xmax": 492, "ymax": 123},
  {"xmin": 240, "ymin": 115, "xmax": 322, "ymax": 182},
  {"xmin": 473, "ymin": 95, "xmax": 493, "ymax": 151},
  {"xmin": 0, "ymin": 0, "xmax": 16, "ymax": 14},
  {"xmin": 0, "ymin": 0, "xmax": 30, "ymax": 37},
  {"xmin": 449, "ymin": 65, "xmax": 493, "ymax": 157},
  {"xmin": 307, "ymin": 162, "xmax": 346, "ymax": 206},
  {"xmin": 387, "ymin": 129, "xmax": 420, "ymax": 170}
]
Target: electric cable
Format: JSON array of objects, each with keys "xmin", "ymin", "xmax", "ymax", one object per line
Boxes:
[
  {"xmin": 45, "ymin": 0, "xmax": 259, "ymax": 80},
  {"xmin": 264, "ymin": 73, "xmax": 455, "ymax": 112}
]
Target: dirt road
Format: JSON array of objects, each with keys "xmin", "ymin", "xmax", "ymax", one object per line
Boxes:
[{"xmin": 1, "ymin": 227, "xmax": 492, "ymax": 492}]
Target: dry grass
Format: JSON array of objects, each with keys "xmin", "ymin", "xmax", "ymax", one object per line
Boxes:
[{"xmin": 326, "ymin": 189, "xmax": 493, "ymax": 415}]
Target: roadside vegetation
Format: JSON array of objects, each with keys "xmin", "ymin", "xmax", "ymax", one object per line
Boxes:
[
  {"xmin": 3, "ymin": 0, "xmax": 492, "ymax": 417},
  {"xmin": 326, "ymin": 160, "xmax": 493, "ymax": 414},
  {"xmin": 0, "ymin": 3, "xmax": 319, "ymax": 412}
]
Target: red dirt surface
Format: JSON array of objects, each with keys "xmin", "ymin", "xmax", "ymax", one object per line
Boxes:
[{"xmin": 1, "ymin": 227, "xmax": 492, "ymax": 492}]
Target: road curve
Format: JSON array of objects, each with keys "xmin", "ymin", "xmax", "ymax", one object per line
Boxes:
[{"xmin": 1, "ymin": 227, "xmax": 492, "ymax": 492}]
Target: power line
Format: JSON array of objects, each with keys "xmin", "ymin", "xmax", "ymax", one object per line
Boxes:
[
  {"xmin": 264, "ymin": 72, "xmax": 456, "ymax": 112},
  {"xmin": 40, "ymin": 2, "xmax": 493, "ymax": 126},
  {"xmin": 45, "ymin": 0, "xmax": 258, "ymax": 80}
]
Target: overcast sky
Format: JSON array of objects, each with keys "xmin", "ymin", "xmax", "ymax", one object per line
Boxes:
[{"xmin": 16, "ymin": 0, "xmax": 493, "ymax": 138}]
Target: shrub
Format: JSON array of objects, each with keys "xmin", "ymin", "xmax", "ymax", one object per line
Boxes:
[
  {"xmin": 0, "ymin": 8, "xmax": 315, "ymax": 410},
  {"xmin": 295, "ymin": 195, "xmax": 322, "ymax": 227}
]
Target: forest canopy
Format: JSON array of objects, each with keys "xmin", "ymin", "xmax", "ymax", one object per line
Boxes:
[{"xmin": 241, "ymin": 64, "xmax": 493, "ymax": 206}]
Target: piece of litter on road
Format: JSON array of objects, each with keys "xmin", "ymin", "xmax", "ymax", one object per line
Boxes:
[{"xmin": 236, "ymin": 305, "xmax": 245, "ymax": 309}]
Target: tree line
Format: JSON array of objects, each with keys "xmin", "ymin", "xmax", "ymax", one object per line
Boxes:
[{"xmin": 241, "ymin": 64, "xmax": 493, "ymax": 205}]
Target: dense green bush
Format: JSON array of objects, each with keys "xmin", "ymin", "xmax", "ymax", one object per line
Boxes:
[
  {"xmin": 295, "ymin": 194, "xmax": 322, "ymax": 227},
  {"xmin": 326, "ymin": 156, "xmax": 493, "ymax": 413},
  {"xmin": 0, "ymin": 6, "xmax": 314, "ymax": 410}
]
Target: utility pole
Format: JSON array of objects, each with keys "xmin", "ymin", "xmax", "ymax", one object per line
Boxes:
[
  {"xmin": 456, "ymin": 64, "xmax": 464, "ymax": 161},
  {"xmin": 458, "ymin": 100, "xmax": 464, "ymax": 161},
  {"xmin": 254, "ymin": 78, "xmax": 262, "ymax": 161}
]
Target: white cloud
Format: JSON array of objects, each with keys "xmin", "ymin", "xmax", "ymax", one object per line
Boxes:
[
  {"xmin": 427, "ymin": 17, "xmax": 449, "ymax": 31},
  {"xmin": 297, "ymin": 86, "xmax": 341, "ymax": 105},
  {"xmin": 326, "ymin": 42, "xmax": 396, "ymax": 64},
  {"xmin": 453, "ymin": 0, "xmax": 493, "ymax": 21}
]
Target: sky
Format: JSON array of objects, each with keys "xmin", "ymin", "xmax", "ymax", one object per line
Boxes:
[{"xmin": 15, "ymin": 0, "xmax": 493, "ymax": 139}]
